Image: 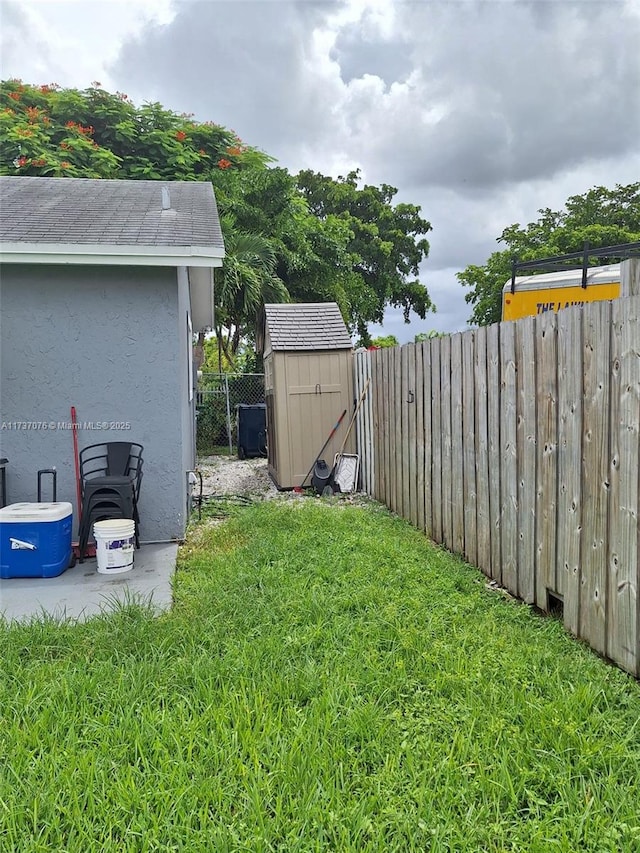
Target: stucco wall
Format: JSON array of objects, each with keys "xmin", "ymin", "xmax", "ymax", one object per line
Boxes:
[
  {"xmin": 178, "ymin": 266, "xmax": 196, "ymax": 521},
  {"xmin": 0, "ymin": 264, "xmax": 190, "ymax": 541}
]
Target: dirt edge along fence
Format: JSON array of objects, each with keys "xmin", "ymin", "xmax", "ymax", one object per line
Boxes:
[
  {"xmin": 355, "ymin": 272, "xmax": 640, "ymax": 677},
  {"xmin": 196, "ymin": 373, "xmax": 265, "ymax": 456}
]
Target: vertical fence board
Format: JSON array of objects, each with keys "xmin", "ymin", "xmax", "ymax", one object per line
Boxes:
[
  {"xmin": 487, "ymin": 324, "xmax": 502, "ymax": 582},
  {"xmin": 392, "ymin": 346, "xmax": 400, "ymax": 514},
  {"xmin": 396, "ymin": 346, "xmax": 410, "ymax": 518},
  {"xmin": 358, "ymin": 351, "xmax": 374, "ymax": 495},
  {"xmin": 535, "ymin": 311, "xmax": 559, "ymax": 610},
  {"xmin": 580, "ymin": 301, "xmax": 610, "ymax": 655},
  {"xmin": 383, "ymin": 348, "xmax": 393, "ymax": 511},
  {"xmin": 451, "ymin": 334, "xmax": 465, "ymax": 555},
  {"xmin": 415, "ymin": 343, "xmax": 426, "ymax": 533},
  {"xmin": 401, "ymin": 345, "xmax": 410, "ymax": 521},
  {"xmin": 370, "ymin": 351, "xmax": 382, "ymax": 500},
  {"xmin": 462, "ymin": 331, "xmax": 477, "ymax": 565},
  {"xmin": 474, "ymin": 326, "xmax": 491, "ymax": 575},
  {"xmin": 516, "ymin": 316, "xmax": 537, "ymax": 604},
  {"xmin": 440, "ymin": 335, "xmax": 453, "ymax": 551},
  {"xmin": 383, "ymin": 349, "xmax": 391, "ymax": 507},
  {"xmin": 395, "ymin": 346, "xmax": 405, "ymax": 517},
  {"xmin": 366, "ymin": 352, "xmax": 374, "ymax": 495},
  {"xmin": 608, "ymin": 296, "xmax": 640, "ymax": 674},
  {"xmin": 422, "ymin": 342, "xmax": 433, "ymax": 538},
  {"xmin": 407, "ymin": 344, "xmax": 418, "ymax": 528},
  {"xmin": 355, "ymin": 353, "xmax": 363, "ymax": 485},
  {"xmin": 500, "ymin": 322, "xmax": 518, "ymax": 594},
  {"xmin": 388, "ymin": 347, "xmax": 397, "ymax": 513},
  {"xmin": 557, "ymin": 309, "xmax": 582, "ymax": 632},
  {"xmin": 354, "ymin": 353, "xmax": 365, "ymax": 491},
  {"xmin": 374, "ymin": 349, "xmax": 383, "ymax": 503},
  {"xmin": 431, "ymin": 341, "xmax": 443, "ymax": 544}
]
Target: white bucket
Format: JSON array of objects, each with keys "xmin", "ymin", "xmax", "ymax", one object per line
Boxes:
[{"xmin": 93, "ymin": 519, "xmax": 135, "ymax": 574}]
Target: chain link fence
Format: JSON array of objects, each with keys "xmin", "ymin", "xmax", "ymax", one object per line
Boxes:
[{"xmin": 196, "ymin": 373, "xmax": 265, "ymax": 457}]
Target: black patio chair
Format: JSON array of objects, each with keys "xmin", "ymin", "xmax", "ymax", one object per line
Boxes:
[{"xmin": 77, "ymin": 442, "xmax": 143, "ymax": 562}]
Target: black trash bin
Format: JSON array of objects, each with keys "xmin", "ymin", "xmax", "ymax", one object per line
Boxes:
[{"xmin": 237, "ymin": 404, "xmax": 267, "ymax": 459}]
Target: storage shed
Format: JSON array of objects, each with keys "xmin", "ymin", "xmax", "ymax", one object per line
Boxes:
[{"xmin": 260, "ymin": 303, "xmax": 354, "ymax": 489}]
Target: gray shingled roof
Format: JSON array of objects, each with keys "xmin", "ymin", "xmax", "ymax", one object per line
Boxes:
[
  {"xmin": 0, "ymin": 176, "xmax": 224, "ymax": 250},
  {"xmin": 264, "ymin": 303, "xmax": 353, "ymax": 351}
]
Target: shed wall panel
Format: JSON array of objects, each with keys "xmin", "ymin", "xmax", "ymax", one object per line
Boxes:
[{"xmin": 267, "ymin": 349, "xmax": 354, "ymax": 488}]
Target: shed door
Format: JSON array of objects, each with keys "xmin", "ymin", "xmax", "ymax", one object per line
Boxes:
[{"xmin": 284, "ymin": 352, "xmax": 350, "ymax": 484}]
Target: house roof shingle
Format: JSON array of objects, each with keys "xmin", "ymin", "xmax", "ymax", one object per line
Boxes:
[
  {"xmin": 264, "ymin": 302, "xmax": 352, "ymax": 351},
  {"xmin": 0, "ymin": 176, "xmax": 224, "ymax": 252}
]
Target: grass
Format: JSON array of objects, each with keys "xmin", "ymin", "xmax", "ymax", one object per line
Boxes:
[{"xmin": 2, "ymin": 499, "xmax": 640, "ymax": 851}]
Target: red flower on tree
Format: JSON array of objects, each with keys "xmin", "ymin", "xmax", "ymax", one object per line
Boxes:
[
  {"xmin": 8, "ymin": 92, "xmax": 21, "ymax": 101},
  {"xmin": 60, "ymin": 161, "xmax": 71, "ymax": 169},
  {"xmin": 175, "ymin": 130, "xmax": 187, "ymax": 141},
  {"xmin": 16, "ymin": 156, "xmax": 28, "ymax": 168},
  {"xmin": 217, "ymin": 158, "xmax": 232, "ymax": 169}
]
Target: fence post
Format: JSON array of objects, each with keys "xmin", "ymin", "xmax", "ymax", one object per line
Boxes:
[{"xmin": 224, "ymin": 374, "xmax": 233, "ymax": 456}]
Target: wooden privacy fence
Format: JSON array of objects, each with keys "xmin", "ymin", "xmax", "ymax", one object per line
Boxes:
[{"xmin": 355, "ymin": 292, "xmax": 640, "ymax": 677}]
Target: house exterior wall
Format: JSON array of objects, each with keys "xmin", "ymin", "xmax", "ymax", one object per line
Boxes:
[
  {"xmin": 178, "ymin": 266, "xmax": 196, "ymax": 521},
  {"xmin": 0, "ymin": 263, "xmax": 190, "ymax": 541}
]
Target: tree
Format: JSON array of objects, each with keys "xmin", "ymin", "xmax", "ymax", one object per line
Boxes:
[
  {"xmin": 296, "ymin": 169, "xmax": 434, "ymax": 343},
  {"xmin": 414, "ymin": 331, "xmax": 445, "ymax": 342},
  {"xmin": 0, "ymin": 79, "xmax": 270, "ymax": 179},
  {"xmin": 370, "ymin": 335, "xmax": 399, "ymax": 348},
  {"xmin": 213, "ymin": 218, "xmax": 289, "ymax": 365},
  {"xmin": 1, "ymin": 80, "xmax": 436, "ymax": 349},
  {"xmin": 460, "ymin": 183, "xmax": 640, "ymax": 326}
]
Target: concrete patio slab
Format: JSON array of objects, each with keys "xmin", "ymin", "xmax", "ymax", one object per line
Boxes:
[{"xmin": 0, "ymin": 543, "xmax": 178, "ymax": 623}]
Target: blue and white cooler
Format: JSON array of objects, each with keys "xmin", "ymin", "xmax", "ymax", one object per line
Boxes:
[{"xmin": 0, "ymin": 502, "xmax": 73, "ymax": 579}]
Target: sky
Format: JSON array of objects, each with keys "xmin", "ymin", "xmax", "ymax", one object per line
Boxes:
[{"xmin": 2, "ymin": 0, "xmax": 640, "ymax": 342}]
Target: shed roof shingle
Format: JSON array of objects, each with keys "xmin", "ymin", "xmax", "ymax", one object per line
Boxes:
[
  {"xmin": 0, "ymin": 176, "xmax": 224, "ymax": 251},
  {"xmin": 264, "ymin": 303, "xmax": 352, "ymax": 351}
]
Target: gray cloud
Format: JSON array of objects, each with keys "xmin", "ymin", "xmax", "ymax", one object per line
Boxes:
[
  {"xmin": 108, "ymin": 0, "xmax": 640, "ymax": 334},
  {"xmin": 113, "ymin": 0, "xmax": 346, "ymax": 164},
  {"xmin": 113, "ymin": 0, "xmax": 640, "ymax": 191},
  {"xmin": 331, "ymin": 14, "xmax": 411, "ymax": 87},
  {"xmin": 1, "ymin": 1, "xmax": 58, "ymax": 83},
  {"xmin": 340, "ymin": 2, "xmax": 640, "ymax": 191}
]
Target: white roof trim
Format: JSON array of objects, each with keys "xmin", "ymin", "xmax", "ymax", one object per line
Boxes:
[{"xmin": 0, "ymin": 242, "xmax": 225, "ymax": 267}]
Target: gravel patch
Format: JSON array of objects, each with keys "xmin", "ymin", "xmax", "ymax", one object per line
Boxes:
[
  {"xmin": 194, "ymin": 455, "xmax": 374, "ymax": 511},
  {"xmin": 196, "ymin": 455, "xmax": 279, "ymax": 499}
]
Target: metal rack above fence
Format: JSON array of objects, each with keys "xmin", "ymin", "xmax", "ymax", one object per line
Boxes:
[{"xmin": 510, "ymin": 240, "xmax": 640, "ymax": 293}]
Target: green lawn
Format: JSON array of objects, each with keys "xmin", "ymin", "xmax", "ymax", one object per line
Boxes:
[{"xmin": 2, "ymin": 499, "xmax": 640, "ymax": 852}]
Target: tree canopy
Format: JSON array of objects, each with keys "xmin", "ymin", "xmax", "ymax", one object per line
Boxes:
[
  {"xmin": 1, "ymin": 79, "xmax": 436, "ymax": 358},
  {"xmin": 369, "ymin": 335, "xmax": 399, "ymax": 348},
  {"xmin": 459, "ymin": 183, "xmax": 640, "ymax": 326},
  {"xmin": 0, "ymin": 79, "xmax": 270, "ymax": 178},
  {"xmin": 297, "ymin": 170, "xmax": 433, "ymax": 341}
]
